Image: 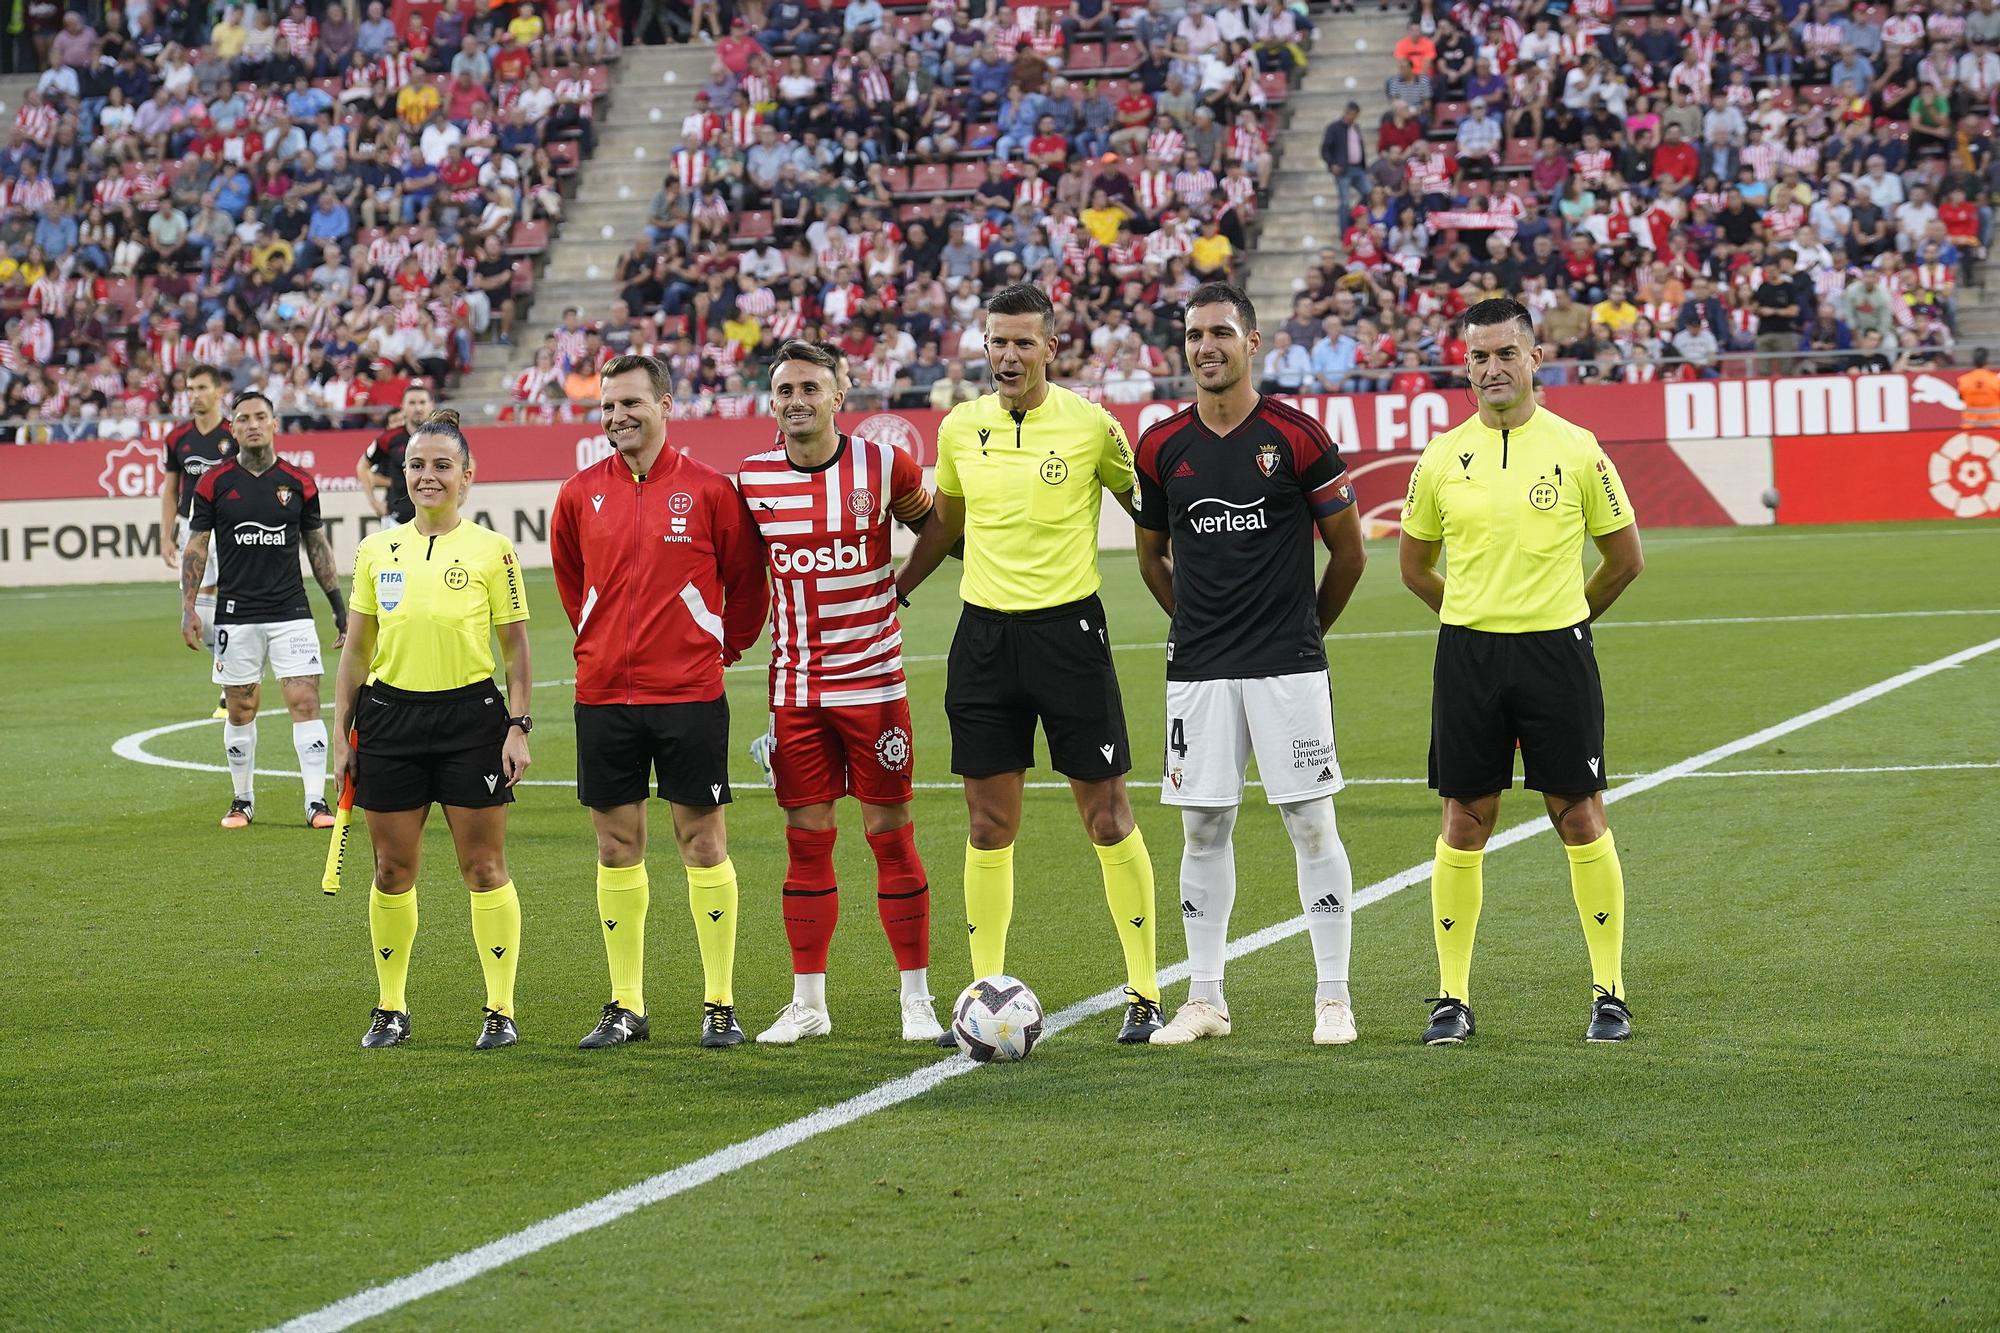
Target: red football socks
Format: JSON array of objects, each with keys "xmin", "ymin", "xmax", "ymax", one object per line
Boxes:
[
  {"xmin": 782, "ymin": 825, "xmax": 839, "ymax": 975},
  {"xmin": 867, "ymin": 822, "xmax": 930, "ymax": 971}
]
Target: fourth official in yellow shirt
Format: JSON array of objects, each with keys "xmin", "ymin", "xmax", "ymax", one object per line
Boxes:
[
  {"xmin": 331, "ymin": 410, "xmax": 534, "ymax": 1053},
  {"xmin": 1399, "ymin": 298, "xmax": 1646, "ymax": 1049}
]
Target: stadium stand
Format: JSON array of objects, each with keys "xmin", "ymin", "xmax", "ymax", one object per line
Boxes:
[
  {"xmin": 482, "ymin": 0, "xmax": 1315, "ymax": 418},
  {"xmin": 1282, "ymin": 0, "xmax": 2000, "ymax": 391},
  {"xmin": 0, "ymin": 0, "xmax": 621, "ymax": 438}
]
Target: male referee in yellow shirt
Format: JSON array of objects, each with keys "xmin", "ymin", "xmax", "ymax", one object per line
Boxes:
[
  {"xmin": 1399, "ymin": 297, "xmax": 1646, "ymax": 1045},
  {"xmin": 897, "ymin": 283, "xmax": 1164, "ymax": 1043}
]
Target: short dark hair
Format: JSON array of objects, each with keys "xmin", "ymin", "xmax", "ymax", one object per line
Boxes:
[
  {"xmin": 1977, "ymin": 347, "xmax": 1991, "ymax": 369},
  {"xmin": 1185, "ymin": 281, "xmax": 1257, "ymax": 331},
  {"xmin": 986, "ymin": 281, "xmax": 1055, "ymax": 333},
  {"xmin": 231, "ymin": 390, "xmax": 275, "ymax": 415},
  {"xmin": 772, "ymin": 338, "xmax": 840, "ymax": 379},
  {"xmin": 185, "ymin": 362, "xmax": 225, "ymax": 388},
  {"xmin": 409, "ymin": 406, "xmax": 471, "ymax": 464},
  {"xmin": 598, "ymin": 353, "xmax": 672, "ymax": 399},
  {"xmin": 1459, "ymin": 297, "xmax": 1536, "ymax": 340}
]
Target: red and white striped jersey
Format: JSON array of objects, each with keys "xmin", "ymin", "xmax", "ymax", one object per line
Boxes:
[
  {"xmin": 858, "ymin": 67, "xmax": 892, "ymax": 105},
  {"xmin": 280, "ymin": 14, "xmax": 318, "ymax": 57},
  {"xmin": 368, "ymin": 231, "xmax": 413, "ymax": 274},
  {"xmin": 1572, "ymin": 146, "xmax": 1613, "ymax": 186},
  {"xmin": 193, "ymin": 330, "xmax": 240, "ymax": 365},
  {"xmin": 1623, "ymin": 360, "xmax": 1658, "ymax": 383},
  {"xmin": 514, "ymin": 363, "xmax": 560, "ymax": 401},
  {"xmin": 1137, "ymin": 168, "xmax": 1175, "ymax": 214},
  {"xmin": 16, "ymin": 317, "xmax": 52, "ymax": 362},
  {"xmin": 29, "ymin": 275, "xmax": 71, "ymax": 316},
  {"xmin": 727, "ymin": 106, "xmax": 761, "ymax": 144},
  {"xmin": 738, "ymin": 433, "xmax": 933, "ymax": 708},
  {"xmin": 1147, "ymin": 128, "xmax": 1185, "ymax": 161},
  {"xmin": 740, "ymin": 71, "xmax": 772, "ymax": 105},
  {"xmin": 1741, "ymin": 140, "xmax": 1780, "ymax": 182},
  {"xmin": 552, "ymin": 324, "xmax": 589, "ymax": 369},
  {"xmin": 1173, "ymin": 165, "xmax": 1217, "ymax": 209},
  {"xmin": 377, "ymin": 50, "xmax": 417, "ymax": 91},
  {"xmin": 1016, "ymin": 174, "xmax": 1051, "ymax": 210},
  {"xmin": 1728, "ymin": 306, "xmax": 1758, "ymax": 339},
  {"xmin": 10, "ymin": 174, "xmax": 53, "ymax": 214},
  {"xmin": 767, "ymin": 306, "xmax": 804, "ymax": 341},
  {"xmin": 1227, "ymin": 124, "xmax": 1266, "ymax": 163},
  {"xmin": 15, "ymin": 102, "xmax": 57, "ymax": 145},
  {"xmin": 553, "ymin": 75, "xmax": 595, "ymax": 115},
  {"xmin": 672, "ymin": 146, "xmax": 708, "ymax": 190}
]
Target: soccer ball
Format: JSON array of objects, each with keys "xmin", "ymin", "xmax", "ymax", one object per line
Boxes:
[{"xmin": 951, "ymin": 975, "xmax": 1045, "ymax": 1062}]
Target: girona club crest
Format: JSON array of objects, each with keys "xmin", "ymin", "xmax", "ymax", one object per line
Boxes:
[
  {"xmin": 847, "ymin": 488, "xmax": 877, "ymax": 517},
  {"xmin": 874, "ymin": 726, "xmax": 912, "ymax": 773}
]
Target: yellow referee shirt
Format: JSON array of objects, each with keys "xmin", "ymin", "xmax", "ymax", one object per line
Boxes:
[
  {"xmin": 1402, "ymin": 406, "xmax": 1635, "ymax": 633},
  {"xmin": 349, "ymin": 520, "xmax": 530, "ymax": 691},
  {"xmin": 935, "ymin": 382, "xmax": 1137, "ymax": 612}
]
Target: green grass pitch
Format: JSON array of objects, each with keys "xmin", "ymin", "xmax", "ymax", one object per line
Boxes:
[{"xmin": 2, "ymin": 522, "xmax": 1997, "ymax": 1329}]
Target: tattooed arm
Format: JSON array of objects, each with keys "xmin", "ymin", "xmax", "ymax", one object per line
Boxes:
[
  {"xmin": 303, "ymin": 528, "xmax": 349, "ymax": 650},
  {"xmin": 180, "ymin": 531, "xmax": 212, "ymax": 651}
]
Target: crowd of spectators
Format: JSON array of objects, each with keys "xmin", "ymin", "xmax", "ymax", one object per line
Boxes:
[
  {"xmin": 501, "ymin": 0, "xmax": 1312, "ymax": 420},
  {"xmin": 1304, "ymin": 0, "xmax": 1992, "ymax": 391},
  {"xmin": 1, "ymin": 0, "xmax": 617, "ymax": 438}
]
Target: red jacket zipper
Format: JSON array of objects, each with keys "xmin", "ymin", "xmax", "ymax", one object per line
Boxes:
[{"xmin": 626, "ymin": 471, "xmax": 641, "ymax": 704}]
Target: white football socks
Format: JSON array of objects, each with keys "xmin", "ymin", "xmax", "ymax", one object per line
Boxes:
[
  {"xmin": 792, "ymin": 971, "xmax": 827, "ymax": 1011},
  {"xmin": 1178, "ymin": 805, "xmax": 1239, "ymax": 1010},
  {"xmin": 899, "ymin": 966, "xmax": 930, "ymax": 1001},
  {"xmin": 294, "ymin": 719, "xmax": 329, "ymax": 809},
  {"xmin": 1281, "ymin": 797, "xmax": 1354, "ymax": 1006},
  {"xmin": 223, "ymin": 722, "xmax": 256, "ymax": 802}
]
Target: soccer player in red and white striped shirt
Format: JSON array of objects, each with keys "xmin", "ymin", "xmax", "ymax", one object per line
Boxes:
[{"xmin": 736, "ymin": 340, "xmax": 944, "ymax": 1045}]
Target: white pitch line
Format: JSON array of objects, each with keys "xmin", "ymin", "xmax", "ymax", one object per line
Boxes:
[
  {"xmin": 523, "ymin": 606, "xmax": 2000, "ymax": 690},
  {"xmin": 106, "ymin": 717, "xmax": 2000, "ymax": 789},
  {"xmin": 268, "ymin": 634, "xmax": 2000, "ymax": 1333}
]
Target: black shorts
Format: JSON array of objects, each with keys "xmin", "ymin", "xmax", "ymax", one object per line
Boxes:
[
  {"xmin": 354, "ymin": 680, "xmax": 513, "ymax": 811},
  {"xmin": 1429, "ymin": 622, "xmax": 1608, "ymax": 800},
  {"xmin": 945, "ymin": 594, "xmax": 1131, "ymax": 781},
  {"xmin": 575, "ymin": 696, "xmax": 732, "ymax": 809}
]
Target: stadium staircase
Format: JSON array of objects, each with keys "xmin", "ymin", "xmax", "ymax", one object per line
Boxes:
[
  {"xmin": 1244, "ymin": 10, "xmax": 1410, "ymax": 340},
  {"xmin": 457, "ymin": 41, "xmax": 710, "ymax": 409}
]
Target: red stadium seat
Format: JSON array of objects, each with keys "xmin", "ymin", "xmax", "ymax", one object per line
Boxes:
[
  {"xmin": 1502, "ymin": 137, "xmax": 1536, "ymax": 168},
  {"xmin": 911, "ymin": 162, "xmax": 951, "ymax": 194},
  {"xmin": 358, "ymin": 227, "xmax": 386, "ymax": 248},
  {"xmin": 510, "ymin": 261, "xmax": 536, "ymax": 296},
  {"xmin": 736, "ymin": 210, "xmax": 773, "ymax": 243},
  {"xmin": 1431, "ymin": 100, "xmax": 1467, "ymax": 131},
  {"xmin": 585, "ymin": 64, "xmax": 610, "ymax": 95},
  {"xmin": 1104, "ymin": 40, "xmax": 1140, "ymax": 71},
  {"xmin": 548, "ymin": 141, "xmax": 580, "ymax": 174},
  {"xmin": 897, "ymin": 202, "xmax": 928, "ymax": 222},
  {"xmin": 1067, "ymin": 42, "xmax": 1104, "ymax": 71},
  {"xmin": 658, "ymin": 314, "xmax": 689, "ymax": 337},
  {"xmin": 880, "ymin": 164, "xmax": 912, "ymax": 195},
  {"xmin": 1257, "ymin": 70, "xmax": 1290, "ymax": 104},
  {"xmin": 949, "ymin": 161, "xmax": 985, "ymax": 192},
  {"xmin": 104, "ymin": 277, "xmax": 139, "ymax": 328},
  {"xmin": 1099, "ymin": 78, "xmax": 1128, "ymax": 101},
  {"xmin": 893, "ymin": 12, "xmax": 926, "ymax": 39},
  {"xmin": 805, "ymin": 54, "xmax": 832, "ymax": 78},
  {"xmin": 940, "ymin": 329, "xmax": 962, "ymax": 359},
  {"xmin": 506, "ymin": 219, "xmax": 550, "ymax": 254}
]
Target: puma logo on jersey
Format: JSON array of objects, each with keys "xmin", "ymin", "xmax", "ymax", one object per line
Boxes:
[{"xmin": 591, "ymin": 494, "xmax": 605, "ymax": 511}]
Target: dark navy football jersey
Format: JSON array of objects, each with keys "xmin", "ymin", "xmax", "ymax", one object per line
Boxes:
[{"xmin": 1134, "ymin": 396, "xmax": 1355, "ymax": 681}]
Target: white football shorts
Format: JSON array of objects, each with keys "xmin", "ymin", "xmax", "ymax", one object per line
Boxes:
[
  {"xmin": 1162, "ymin": 671, "xmax": 1344, "ymax": 807},
  {"xmin": 213, "ymin": 618, "xmax": 325, "ymax": 686}
]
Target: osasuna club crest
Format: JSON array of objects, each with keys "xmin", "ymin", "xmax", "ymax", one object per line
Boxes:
[
  {"xmin": 1255, "ymin": 441, "xmax": 1280, "ymax": 478},
  {"xmin": 275, "ymin": 485, "xmax": 293, "ymax": 507}
]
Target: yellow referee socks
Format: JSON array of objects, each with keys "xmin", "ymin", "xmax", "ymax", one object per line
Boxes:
[
  {"xmin": 469, "ymin": 881, "xmax": 521, "ymax": 1017},
  {"xmin": 597, "ymin": 861, "xmax": 649, "ymax": 1015},
  {"xmin": 687, "ymin": 859, "xmax": 739, "ymax": 1007},
  {"xmin": 1431, "ymin": 839, "xmax": 1484, "ymax": 1003},
  {"xmin": 369, "ymin": 885, "xmax": 418, "ymax": 1013},
  {"xmin": 963, "ymin": 841, "xmax": 1015, "ymax": 979},
  {"xmin": 1566, "ymin": 831, "xmax": 1626, "ymax": 998},
  {"xmin": 1096, "ymin": 829, "xmax": 1159, "ymax": 1004}
]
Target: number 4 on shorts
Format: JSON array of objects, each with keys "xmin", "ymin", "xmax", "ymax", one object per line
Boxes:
[{"xmin": 1170, "ymin": 718, "xmax": 1188, "ymax": 758}]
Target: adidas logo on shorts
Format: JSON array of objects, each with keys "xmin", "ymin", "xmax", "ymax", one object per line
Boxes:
[
  {"xmin": 1308, "ymin": 893, "xmax": 1344, "ymax": 915},
  {"xmin": 1315, "ymin": 766, "xmax": 1335, "ymax": 783}
]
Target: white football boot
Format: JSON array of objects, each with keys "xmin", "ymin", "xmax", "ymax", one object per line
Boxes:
[
  {"xmin": 1313, "ymin": 997, "xmax": 1359, "ymax": 1046},
  {"xmin": 755, "ymin": 1001, "xmax": 833, "ymax": 1044},
  {"xmin": 1149, "ymin": 997, "xmax": 1232, "ymax": 1044},
  {"xmin": 900, "ymin": 993, "xmax": 945, "ymax": 1041}
]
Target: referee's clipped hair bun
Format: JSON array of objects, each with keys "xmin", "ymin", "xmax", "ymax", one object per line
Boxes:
[{"xmin": 411, "ymin": 407, "xmax": 472, "ymax": 464}]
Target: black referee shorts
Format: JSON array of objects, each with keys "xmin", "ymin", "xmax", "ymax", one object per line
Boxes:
[
  {"xmin": 945, "ymin": 594, "xmax": 1131, "ymax": 781},
  {"xmin": 575, "ymin": 696, "xmax": 731, "ymax": 809},
  {"xmin": 1429, "ymin": 622, "xmax": 1608, "ymax": 800},
  {"xmin": 354, "ymin": 681, "xmax": 513, "ymax": 812}
]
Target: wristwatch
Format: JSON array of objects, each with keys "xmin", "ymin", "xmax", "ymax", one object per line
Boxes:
[{"xmin": 506, "ymin": 715, "xmax": 533, "ymax": 734}]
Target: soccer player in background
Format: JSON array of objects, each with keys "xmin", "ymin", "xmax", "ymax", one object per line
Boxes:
[
  {"xmin": 1399, "ymin": 297, "xmax": 1646, "ymax": 1045},
  {"xmin": 160, "ymin": 363, "xmax": 236, "ymax": 717},
  {"xmin": 1133, "ymin": 283, "xmax": 1370, "ymax": 1047},
  {"xmin": 330, "ymin": 410, "xmax": 534, "ymax": 1051},
  {"xmin": 180, "ymin": 392, "xmax": 347, "ymax": 829},
  {"xmin": 737, "ymin": 340, "xmax": 944, "ymax": 1045},
  {"xmin": 896, "ymin": 283, "xmax": 1164, "ymax": 1045},
  {"xmin": 356, "ymin": 380, "xmax": 435, "ymax": 528},
  {"xmin": 550, "ymin": 355, "xmax": 769, "ymax": 1050}
]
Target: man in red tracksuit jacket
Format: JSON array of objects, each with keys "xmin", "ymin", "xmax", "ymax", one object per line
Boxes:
[{"xmin": 551, "ymin": 354, "xmax": 769, "ymax": 1051}]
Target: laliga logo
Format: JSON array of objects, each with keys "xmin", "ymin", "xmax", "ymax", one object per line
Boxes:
[
  {"xmin": 98, "ymin": 440, "xmax": 167, "ymax": 498},
  {"xmin": 768, "ymin": 537, "xmax": 870, "ymax": 574},
  {"xmin": 851, "ymin": 414, "xmax": 934, "ymax": 467},
  {"xmin": 1930, "ymin": 434, "xmax": 2000, "ymax": 517}
]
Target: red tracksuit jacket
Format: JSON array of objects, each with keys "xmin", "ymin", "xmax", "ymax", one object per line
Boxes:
[{"xmin": 551, "ymin": 447, "xmax": 769, "ymax": 705}]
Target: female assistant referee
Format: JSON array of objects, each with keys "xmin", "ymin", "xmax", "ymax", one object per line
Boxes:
[{"xmin": 331, "ymin": 410, "xmax": 534, "ymax": 1052}]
